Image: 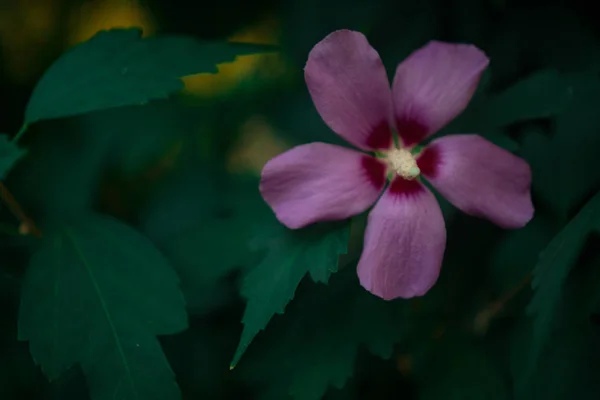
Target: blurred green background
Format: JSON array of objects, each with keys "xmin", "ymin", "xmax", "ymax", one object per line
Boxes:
[{"xmin": 2, "ymin": 0, "xmax": 600, "ymax": 399}]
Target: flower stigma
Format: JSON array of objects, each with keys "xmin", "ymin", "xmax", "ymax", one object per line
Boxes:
[{"xmin": 386, "ymin": 148, "xmax": 420, "ymax": 179}]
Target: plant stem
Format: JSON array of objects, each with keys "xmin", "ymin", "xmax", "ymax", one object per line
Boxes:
[
  {"xmin": 0, "ymin": 183, "xmax": 42, "ymax": 238},
  {"xmin": 473, "ymin": 273, "xmax": 532, "ymax": 335}
]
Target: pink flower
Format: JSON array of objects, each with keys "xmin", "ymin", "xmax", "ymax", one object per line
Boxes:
[{"xmin": 259, "ymin": 30, "xmax": 534, "ymax": 300}]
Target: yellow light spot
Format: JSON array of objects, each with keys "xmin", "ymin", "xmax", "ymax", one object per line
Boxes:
[
  {"xmin": 226, "ymin": 116, "xmax": 289, "ymax": 175},
  {"xmin": 0, "ymin": 0, "xmax": 60, "ymax": 83},
  {"xmin": 182, "ymin": 16, "xmax": 289, "ymax": 96},
  {"xmin": 18, "ymin": 222, "xmax": 30, "ymax": 236},
  {"xmin": 67, "ymin": 0, "xmax": 155, "ymax": 46},
  {"xmin": 396, "ymin": 355, "xmax": 412, "ymax": 375}
]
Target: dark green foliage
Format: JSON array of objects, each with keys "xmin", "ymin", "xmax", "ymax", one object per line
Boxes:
[
  {"xmin": 522, "ymin": 190, "xmax": 600, "ymax": 391},
  {"xmin": 2, "ymin": 1, "xmax": 600, "ymax": 399},
  {"xmin": 231, "ymin": 220, "xmax": 351, "ymax": 368},
  {"xmin": 511, "ymin": 233, "xmax": 600, "ymax": 400},
  {"xmin": 237, "ymin": 268, "xmax": 407, "ymax": 400},
  {"xmin": 141, "ymin": 171, "xmax": 274, "ymax": 316},
  {"xmin": 463, "ymin": 69, "xmax": 581, "ymax": 130},
  {"xmin": 521, "ymin": 76, "xmax": 600, "ymax": 217},
  {"xmin": 18, "ymin": 214, "xmax": 187, "ymax": 399}
]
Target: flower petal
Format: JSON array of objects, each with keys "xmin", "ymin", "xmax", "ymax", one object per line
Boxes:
[
  {"xmin": 305, "ymin": 30, "xmax": 394, "ymax": 151},
  {"xmin": 357, "ymin": 180, "xmax": 446, "ymax": 300},
  {"xmin": 419, "ymin": 134, "xmax": 534, "ymax": 228},
  {"xmin": 260, "ymin": 142, "xmax": 387, "ymax": 229},
  {"xmin": 392, "ymin": 41, "xmax": 489, "ymax": 147}
]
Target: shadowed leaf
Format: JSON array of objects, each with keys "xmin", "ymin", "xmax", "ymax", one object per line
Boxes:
[
  {"xmin": 18, "ymin": 213, "xmax": 187, "ymax": 400},
  {"xmin": 25, "ymin": 28, "xmax": 276, "ymax": 124}
]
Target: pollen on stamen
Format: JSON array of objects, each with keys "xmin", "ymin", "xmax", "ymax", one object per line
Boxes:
[{"xmin": 386, "ymin": 148, "xmax": 421, "ymax": 179}]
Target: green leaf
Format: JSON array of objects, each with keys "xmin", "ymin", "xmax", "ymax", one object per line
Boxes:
[
  {"xmin": 230, "ymin": 220, "xmax": 351, "ymax": 368},
  {"xmin": 478, "ymin": 69, "xmax": 576, "ymax": 127},
  {"xmin": 237, "ymin": 269, "xmax": 407, "ymax": 400},
  {"xmin": 523, "ymin": 190, "xmax": 600, "ymax": 390},
  {"xmin": 520, "ymin": 76, "xmax": 600, "ymax": 216},
  {"xmin": 511, "ymin": 234, "xmax": 600, "ymax": 399},
  {"xmin": 0, "ymin": 134, "xmax": 26, "ymax": 179},
  {"xmin": 25, "ymin": 28, "xmax": 275, "ymax": 124},
  {"xmin": 18, "ymin": 213, "xmax": 188, "ymax": 400},
  {"xmin": 446, "ymin": 70, "xmax": 592, "ymax": 135}
]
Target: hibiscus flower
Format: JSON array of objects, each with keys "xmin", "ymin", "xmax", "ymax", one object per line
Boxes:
[{"xmin": 259, "ymin": 30, "xmax": 534, "ymax": 300}]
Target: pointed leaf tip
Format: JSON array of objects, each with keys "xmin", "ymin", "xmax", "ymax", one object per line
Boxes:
[{"xmin": 230, "ymin": 220, "xmax": 351, "ymax": 366}]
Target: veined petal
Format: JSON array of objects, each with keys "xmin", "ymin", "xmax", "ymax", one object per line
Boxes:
[
  {"xmin": 305, "ymin": 30, "xmax": 394, "ymax": 151},
  {"xmin": 260, "ymin": 143, "xmax": 386, "ymax": 229},
  {"xmin": 392, "ymin": 41, "xmax": 489, "ymax": 147},
  {"xmin": 419, "ymin": 134, "xmax": 534, "ymax": 228},
  {"xmin": 357, "ymin": 180, "xmax": 446, "ymax": 300}
]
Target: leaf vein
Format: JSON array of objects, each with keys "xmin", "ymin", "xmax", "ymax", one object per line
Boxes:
[{"xmin": 65, "ymin": 228, "xmax": 139, "ymax": 400}]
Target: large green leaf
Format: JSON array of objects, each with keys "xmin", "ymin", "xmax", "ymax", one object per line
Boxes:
[
  {"xmin": 523, "ymin": 190, "xmax": 600, "ymax": 390},
  {"xmin": 25, "ymin": 28, "xmax": 275, "ymax": 124},
  {"xmin": 18, "ymin": 213, "xmax": 188, "ymax": 400},
  {"xmin": 230, "ymin": 220, "xmax": 351, "ymax": 368},
  {"xmin": 0, "ymin": 134, "xmax": 26, "ymax": 179}
]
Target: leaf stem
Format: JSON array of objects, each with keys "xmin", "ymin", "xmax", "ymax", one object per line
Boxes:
[
  {"xmin": 11, "ymin": 123, "xmax": 29, "ymax": 144},
  {"xmin": 0, "ymin": 183, "xmax": 42, "ymax": 238}
]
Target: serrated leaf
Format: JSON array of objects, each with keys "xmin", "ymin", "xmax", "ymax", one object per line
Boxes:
[
  {"xmin": 0, "ymin": 134, "xmax": 26, "ymax": 179},
  {"xmin": 238, "ymin": 269, "xmax": 407, "ymax": 400},
  {"xmin": 286, "ymin": 291, "xmax": 405, "ymax": 400},
  {"xmin": 230, "ymin": 220, "xmax": 351, "ymax": 368},
  {"xmin": 25, "ymin": 28, "xmax": 275, "ymax": 124},
  {"xmin": 523, "ymin": 190, "xmax": 600, "ymax": 390},
  {"xmin": 511, "ymin": 235, "xmax": 600, "ymax": 399},
  {"xmin": 18, "ymin": 213, "xmax": 188, "ymax": 400}
]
